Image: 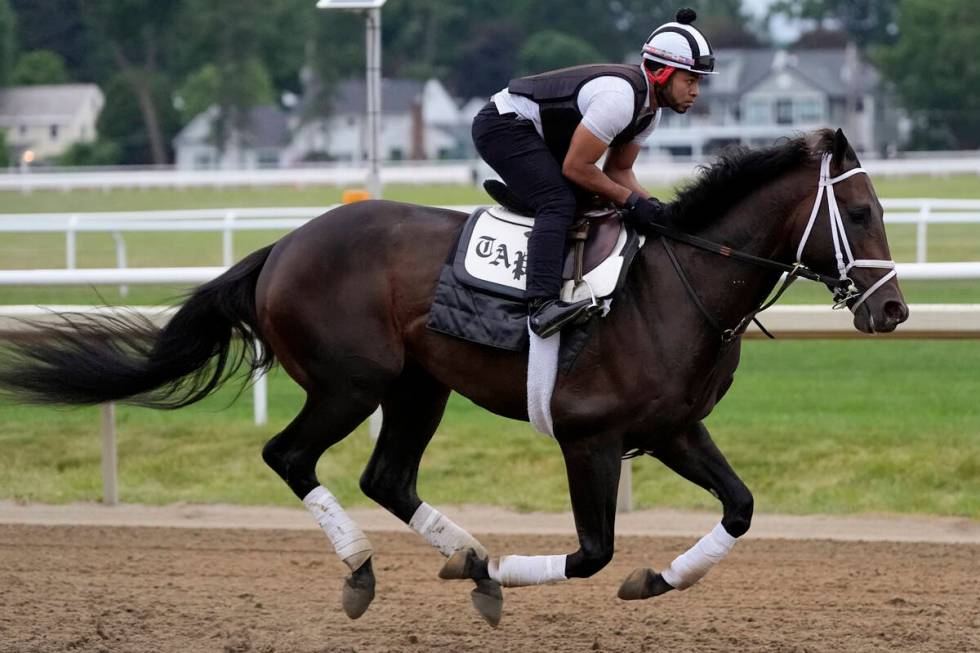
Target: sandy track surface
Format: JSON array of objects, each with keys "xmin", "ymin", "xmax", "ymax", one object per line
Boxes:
[
  {"xmin": 1, "ymin": 523, "xmax": 977, "ymax": 653},
  {"xmin": 1, "ymin": 501, "xmax": 978, "ymax": 544}
]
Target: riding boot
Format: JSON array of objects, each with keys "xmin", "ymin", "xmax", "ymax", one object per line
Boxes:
[{"xmin": 528, "ymin": 296, "xmax": 594, "ymax": 338}]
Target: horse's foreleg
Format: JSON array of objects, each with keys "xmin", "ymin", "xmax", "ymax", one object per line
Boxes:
[
  {"xmin": 442, "ymin": 431, "xmax": 622, "ymax": 591},
  {"xmin": 618, "ymin": 421, "xmax": 753, "ymax": 600},
  {"xmin": 262, "ymin": 392, "xmax": 381, "ymax": 619},
  {"xmin": 358, "ymin": 364, "xmax": 499, "ymax": 623}
]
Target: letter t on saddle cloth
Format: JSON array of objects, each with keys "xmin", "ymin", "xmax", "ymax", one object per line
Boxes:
[{"xmin": 425, "ymin": 181, "xmax": 646, "ymax": 435}]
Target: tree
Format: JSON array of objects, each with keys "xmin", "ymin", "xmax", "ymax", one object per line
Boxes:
[
  {"xmin": 0, "ymin": 0, "xmax": 15, "ymax": 86},
  {"xmin": 876, "ymin": 0, "xmax": 980, "ymax": 148},
  {"xmin": 10, "ymin": 0, "xmax": 106, "ymax": 82},
  {"xmin": 0, "ymin": 128, "xmax": 10, "ymax": 167},
  {"xmin": 450, "ymin": 18, "xmax": 525, "ymax": 99},
  {"xmin": 517, "ymin": 30, "xmax": 604, "ymax": 75},
  {"xmin": 58, "ymin": 140, "xmax": 121, "ymax": 166},
  {"xmin": 81, "ymin": 1, "xmax": 182, "ymax": 164},
  {"xmin": 12, "ymin": 49, "xmax": 70, "ymax": 84},
  {"xmin": 173, "ymin": 0, "xmax": 293, "ymax": 150},
  {"xmin": 97, "ymin": 72, "xmax": 180, "ymax": 165},
  {"xmin": 768, "ymin": 0, "xmax": 900, "ymax": 46}
]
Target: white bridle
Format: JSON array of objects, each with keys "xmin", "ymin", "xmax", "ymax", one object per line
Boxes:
[{"xmin": 796, "ymin": 153, "xmax": 897, "ymax": 313}]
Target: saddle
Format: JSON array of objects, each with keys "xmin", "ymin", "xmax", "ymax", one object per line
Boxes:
[
  {"xmin": 483, "ymin": 180, "xmax": 622, "ymax": 284},
  {"xmin": 425, "ymin": 182, "xmax": 645, "ymax": 352}
]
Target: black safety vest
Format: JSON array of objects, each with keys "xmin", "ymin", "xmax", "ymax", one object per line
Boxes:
[{"xmin": 507, "ymin": 64, "xmax": 656, "ymax": 161}]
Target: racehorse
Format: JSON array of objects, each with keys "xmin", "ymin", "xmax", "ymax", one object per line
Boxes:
[{"xmin": 0, "ymin": 128, "xmax": 907, "ymax": 626}]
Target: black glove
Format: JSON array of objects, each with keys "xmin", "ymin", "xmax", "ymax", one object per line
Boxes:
[{"xmin": 624, "ymin": 192, "xmax": 667, "ymax": 230}]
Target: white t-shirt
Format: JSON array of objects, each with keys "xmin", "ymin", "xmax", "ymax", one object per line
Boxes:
[{"xmin": 491, "ymin": 75, "xmax": 661, "ymax": 146}]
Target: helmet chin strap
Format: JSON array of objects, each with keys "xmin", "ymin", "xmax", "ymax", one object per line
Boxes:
[{"xmin": 645, "ymin": 64, "xmax": 676, "ymax": 110}]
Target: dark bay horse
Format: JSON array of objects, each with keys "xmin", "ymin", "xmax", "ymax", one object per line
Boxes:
[{"xmin": 0, "ymin": 128, "xmax": 908, "ymax": 626}]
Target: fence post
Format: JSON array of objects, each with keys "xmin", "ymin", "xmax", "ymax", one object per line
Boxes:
[
  {"xmin": 100, "ymin": 403, "xmax": 119, "ymax": 506},
  {"xmin": 916, "ymin": 204, "xmax": 929, "ymax": 264},
  {"xmin": 617, "ymin": 459, "xmax": 633, "ymax": 513},
  {"xmin": 112, "ymin": 231, "xmax": 129, "ymax": 298},
  {"xmin": 66, "ymin": 215, "xmax": 79, "ymax": 269},
  {"xmin": 223, "ymin": 211, "xmax": 236, "ymax": 266}
]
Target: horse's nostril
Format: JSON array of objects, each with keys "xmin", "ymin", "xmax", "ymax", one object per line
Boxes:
[{"xmin": 884, "ymin": 300, "xmax": 908, "ymax": 323}]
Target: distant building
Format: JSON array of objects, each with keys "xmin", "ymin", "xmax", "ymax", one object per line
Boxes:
[
  {"xmin": 0, "ymin": 84, "xmax": 104, "ymax": 161},
  {"xmin": 173, "ymin": 76, "xmax": 479, "ymax": 169},
  {"xmin": 648, "ymin": 45, "xmax": 902, "ymax": 158},
  {"xmin": 290, "ymin": 77, "xmax": 469, "ymax": 163},
  {"xmin": 173, "ymin": 105, "xmax": 292, "ymax": 170}
]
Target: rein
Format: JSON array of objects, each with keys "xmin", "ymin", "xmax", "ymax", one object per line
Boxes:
[{"xmin": 643, "ymin": 153, "xmax": 896, "ymax": 342}]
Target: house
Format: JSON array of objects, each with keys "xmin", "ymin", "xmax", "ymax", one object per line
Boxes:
[
  {"xmin": 0, "ymin": 84, "xmax": 104, "ymax": 161},
  {"xmin": 648, "ymin": 45, "xmax": 902, "ymax": 158},
  {"xmin": 289, "ymin": 77, "xmax": 471, "ymax": 163},
  {"xmin": 173, "ymin": 105, "xmax": 292, "ymax": 170}
]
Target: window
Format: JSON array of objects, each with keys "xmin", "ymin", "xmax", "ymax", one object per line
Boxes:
[
  {"xmin": 50, "ymin": 124, "xmax": 59, "ymax": 139},
  {"xmin": 775, "ymin": 99, "xmax": 793, "ymax": 125},
  {"xmin": 744, "ymin": 99, "xmax": 768, "ymax": 125},
  {"xmin": 796, "ymin": 99, "xmax": 822, "ymax": 123}
]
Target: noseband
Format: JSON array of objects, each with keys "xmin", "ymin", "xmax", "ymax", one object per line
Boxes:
[{"xmin": 796, "ymin": 153, "xmax": 897, "ymax": 313}]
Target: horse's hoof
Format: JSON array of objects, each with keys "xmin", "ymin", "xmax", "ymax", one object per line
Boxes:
[
  {"xmin": 618, "ymin": 568, "xmax": 674, "ymax": 601},
  {"xmin": 342, "ymin": 558, "xmax": 376, "ymax": 619},
  {"xmin": 439, "ymin": 547, "xmax": 484, "ymax": 580},
  {"xmin": 471, "ymin": 578, "xmax": 503, "ymax": 627}
]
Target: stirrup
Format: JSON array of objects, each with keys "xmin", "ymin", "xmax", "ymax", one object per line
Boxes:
[{"xmin": 528, "ymin": 298, "xmax": 594, "ymax": 338}]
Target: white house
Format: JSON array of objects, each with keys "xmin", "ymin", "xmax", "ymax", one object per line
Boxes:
[
  {"xmin": 289, "ymin": 77, "xmax": 470, "ymax": 163},
  {"xmin": 0, "ymin": 84, "xmax": 104, "ymax": 161},
  {"xmin": 648, "ymin": 45, "xmax": 901, "ymax": 158},
  {"xmin": 173, "ymin": 77, "xmax": 481, "ymax": 169},
  {"xmin": 173, "ymin": 105, "xmax": 292, "ymax": 170}
]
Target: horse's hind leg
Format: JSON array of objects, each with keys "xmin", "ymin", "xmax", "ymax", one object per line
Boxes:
[
  {"xmin": 618, "ymin": 421, "xmax": 753, "ymax": 600},
  {"xmin": 358, "ymin": 362, "xmax": 501, "ymax": 624},
  {"xmin": 262, "ymin": 391, "xmax": 381, "ymax": 619}
]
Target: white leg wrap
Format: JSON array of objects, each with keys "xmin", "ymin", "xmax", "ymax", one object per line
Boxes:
[
  {"xmin": 487, "ymin": 554, "xmax": 567, "ymax": 587},
  {"xmin": 661, "ymin": 522, "xmax": 737, "ymax": 590},
  {"xmin": 303, "ymin": 486, "xmax": 373, "ymax": 572},
  {"xmin": 408, "ymin": 502, "xmax": 488, "ymax": 558}
]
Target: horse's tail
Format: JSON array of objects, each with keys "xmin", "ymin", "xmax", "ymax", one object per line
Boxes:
[{"xmin": 0, "ymin": 244, "xmax": 275, "ymax": 408}]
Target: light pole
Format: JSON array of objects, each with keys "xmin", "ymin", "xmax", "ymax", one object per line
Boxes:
[{"xmin": 316, "ymin": 0, "xmax": 386, "ymax": 198}]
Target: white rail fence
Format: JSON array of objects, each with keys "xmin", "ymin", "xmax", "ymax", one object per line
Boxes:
[
  {"xmin": 1, "ymin": 199, "xmax": 979, "ymax": 279},
  {"xmin": 1, "ymin": 156, "xmax": 979, "ymax": 193},
  {"xmin": 2, "ymin": 301, "xmax": 979, "ymax": 509}
]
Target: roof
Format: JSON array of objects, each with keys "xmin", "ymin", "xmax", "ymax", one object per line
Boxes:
[
  {"xmin": 242, "ymin": 105, "xmax": 291, "ymax": 148},
  {"xmin": 172, "ymin": 105, "xmax": 291, "ymax": 149},
  {"xmin": 329, "ymin": 78, "xmax": 424, "ymax": 115},
  {"xmin": 0, "ymin": 84, "xmax": 104, "ymax": 123},
  {"xmin": 703, "ymin": 48, "xmax": 880, "ymax": 100}
]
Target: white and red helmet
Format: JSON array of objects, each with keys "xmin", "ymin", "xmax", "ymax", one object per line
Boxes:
[{"xmin": 642, "ymin": 8, "xmax": 717, "ymax": 84}]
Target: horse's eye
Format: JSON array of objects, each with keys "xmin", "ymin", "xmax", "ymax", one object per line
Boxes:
[{"xmin": 848, "ymin": 207, "xmax": 870, "ymax": 224}]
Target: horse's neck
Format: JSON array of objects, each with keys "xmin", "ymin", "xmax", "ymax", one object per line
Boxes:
[{"xmin": 647, "ymin": 166, "xmax": 813, "ymax": 332}]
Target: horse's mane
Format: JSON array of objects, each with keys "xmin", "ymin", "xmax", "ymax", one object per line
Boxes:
[{"xmin": 669, "ymin": 129, "xmax": 836, "ymax": 228}]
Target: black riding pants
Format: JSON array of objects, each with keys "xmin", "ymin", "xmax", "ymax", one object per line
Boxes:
[{"xmin": 471, "ymin": 102, "xmax": 576, "ymax": 300}]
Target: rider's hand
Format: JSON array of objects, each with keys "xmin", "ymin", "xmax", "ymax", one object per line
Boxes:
[{"xmin": 624, "ymin": 192, "xmax": 667, "ymax": 229}]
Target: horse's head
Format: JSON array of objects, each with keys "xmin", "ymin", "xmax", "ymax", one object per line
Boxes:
[{"xmin": 793, "ymin": 129, "xmax": 909, "ymax": 334}]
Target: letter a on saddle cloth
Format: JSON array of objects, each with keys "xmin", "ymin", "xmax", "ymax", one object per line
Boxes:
[{"xmin": 426, "ymin": 204, "xmax": 646, "ymax": 437}]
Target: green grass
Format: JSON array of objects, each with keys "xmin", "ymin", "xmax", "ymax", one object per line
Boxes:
[{"xmin": 0, "ymin": 341, "xmax": 977, "ymax": 518}]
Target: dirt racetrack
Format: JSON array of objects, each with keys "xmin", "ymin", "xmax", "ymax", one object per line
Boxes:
[{"xmin": 1, "ymin": 521, "xmax": 978, "ymax": 653}]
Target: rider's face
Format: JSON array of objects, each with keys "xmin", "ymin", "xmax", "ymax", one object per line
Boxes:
[{"xmin": 664, "ymin": 70, "xmax": 701, "ymax": 113}]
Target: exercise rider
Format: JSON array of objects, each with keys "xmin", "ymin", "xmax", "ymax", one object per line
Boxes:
[{"xmin": 471, "ymin": 8, "xmax": 716, "ymax": 338}]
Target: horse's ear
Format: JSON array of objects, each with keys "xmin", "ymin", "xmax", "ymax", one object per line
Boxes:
[{"xmin": 831, "ymin": 128, "xmax": 849, "ymax": 169}]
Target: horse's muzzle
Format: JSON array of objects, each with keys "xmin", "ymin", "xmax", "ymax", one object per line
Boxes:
[{"xmin": 854, "ymin": 297, "xmax": 909, "ymax": 334}]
